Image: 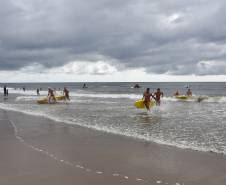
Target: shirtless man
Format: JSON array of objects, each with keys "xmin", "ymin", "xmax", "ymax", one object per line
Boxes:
[
  {"xmin": 154, "ymin": 88, "xmax": 163, "ymax": 106},
  {"xmin": 48, "ymin": 87, "xmax": 56, "ymax": 102},
  {"xmin": 63, "ymin": 87, "xmax": 70, "ymax": 100},
  {"xmin": 143, "ymin": 88, "xmax": 152, "ymax": 111},
  {"xmin": 186, "ymin": 89, "xmax": 192, "ymax": 96}
]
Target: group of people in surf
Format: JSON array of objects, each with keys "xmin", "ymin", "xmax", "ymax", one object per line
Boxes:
[
  {"xmin": 142, "ymin": 88, "xmax": 163, "ymax": 111},
  {"xmin": 174, "ymin": 89, "xmax": 192, "ymax": 96},
  {"xmin": 142, "ymin": 88, "xmax": 192, "ymax": 111},
  {"xmin": 47, "ymin": 87, "xmax": 70, "ymax": 102},
  {"xmin": 47, "ymin": 84, "xmax": 88, "ymax": 102}
]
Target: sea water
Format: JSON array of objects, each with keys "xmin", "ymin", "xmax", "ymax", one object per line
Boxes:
[{"xmin": 0, "ymin": 82, "xmax": 226, "ymax": 155}]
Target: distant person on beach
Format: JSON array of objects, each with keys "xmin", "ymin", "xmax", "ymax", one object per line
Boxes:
[
  {"xmin": 37, "ymin": 89, "xmax": 40, "ymax": 95},
  {"xmin": 23, "ymin": 86, "xmax": 26, "ymax": 92},
  {"xmin": 154, "ymin": 88, "xmax": 163, "ymax": 106},
  {"xmin": 174, "ymin": 91, "xmax": 180, "ymax": 96},
  {"xmin": 83, "ymin": 84, "xmax": 88, "ymax": 88},
  {"xmin": 142, "ymin": 88, "xmax": 153, "ymax": 111},
  {"xmin": 186, "ymin": 89, "xmax": 192, "ymax": 96},
  {"xmin": 48, "ymin": 87, "xmax": 56, "ymax": 102},
  {"xmin": 63, "ymin": 87, "xmax": 70, "ymax": 100},
  {"xmin": 4, "ymin": 85, "xmax": 7, "ymax": 97}
]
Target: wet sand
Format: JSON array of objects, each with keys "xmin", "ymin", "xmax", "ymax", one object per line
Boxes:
[{"xmin": 0, "ymin": 109, "xmax": 226, "ymax": 185}]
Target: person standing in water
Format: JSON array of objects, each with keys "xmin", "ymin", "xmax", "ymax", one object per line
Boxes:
[
  {"xmin": 63, "ymin": 87, "xmax": 70, "ymax": 100},
  {"xmin": 143, "ymin": 88, "xmax": 153, "ymax": 111},
  {"xmin": 186, "ymin": 89, "xmax": 192, "ymax": 96},
  {"xmin": 4, "ymin": 85, "xmax": 7, "ymax": 97},
  {"xmin": 48, "ymin": 87, "xmax": 56, "ymax": 102},
  {"xmin": 154, "ymin": 88, "xmax": 164, "ymax": 106}
]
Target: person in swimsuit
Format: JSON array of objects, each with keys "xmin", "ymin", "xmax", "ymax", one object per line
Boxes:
[
  {"xmin": 63, "ymin": 87, "xmax": 70, "ymax": 100},
  {"xmin": 143, "ymin": 88, "xmax": 152, "ymax": 111},
  {"xmin": 186, "ymin": 89, "xmax": 192, "ymax": 96},
  {"xmin": 154, "ymin": 88, "xmax": 163, "ymax": 106},
  {"xmin": 48, "ymin": 87, "xmax": 56, "ymax": 102}
]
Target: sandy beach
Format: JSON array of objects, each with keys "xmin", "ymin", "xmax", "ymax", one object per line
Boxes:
[{"xmin": 0, "ymin": 109, "xmax": 226, "ymax": 185}]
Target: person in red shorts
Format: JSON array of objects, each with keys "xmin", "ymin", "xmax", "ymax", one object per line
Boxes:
[
  {"xmin": 154, "ymin": 88, "xmax": 163, "ymax": 106},
  {"xmin": 63, "ymin": 87, "xmax": 70, "ymax": 100},
  {"xmin": 142, "ymin": 88, "xmax": 152, "ymax": 111}
]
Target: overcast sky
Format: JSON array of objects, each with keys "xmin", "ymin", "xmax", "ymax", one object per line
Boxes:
[{"xmin": 1, "ymin": 0, "xmax": 226, "ymax": 82}]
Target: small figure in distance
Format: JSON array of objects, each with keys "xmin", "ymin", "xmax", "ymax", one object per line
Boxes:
[
  {"xmin": 154, "ymin": 88, "xmax": 164, "ymax": 106},
  {"xmin": 48, "ymin": 87, "xmax": 56, "ymax": 102},
  {"xmin": 37, "ymin": 89, "xmax": 40, "ymax": 95},
  {"xmin": 83, "ymin": 84, "xmax": 88, "ymax": 88},
  {"xmin": 142, "ymin": 88, "xmax": 152, "ymax": 111},
  {"xmin": 63, "ymin": 87, "xmax": 70, "ymax": 100},
  {"xmin": 134, "ymin": 84, "xmax": 141, "ymax": 88},
  {"xmin": 23, "ymin": 86, "xmax": 26, "ymax": 92},
  {"xmin": 4, "ymin": 85, "xmax": 7, "ymax": 97},
  {"xmin": 186, "ymin": 89, "xmax": 192, "ymax": 96},
  {"xmin": 6, "ymin": 89, "xmax": 8, "ymax": 97},
  {"xmin": 174, "ymin": 91, "xmax": 180, "ymax": 96}
]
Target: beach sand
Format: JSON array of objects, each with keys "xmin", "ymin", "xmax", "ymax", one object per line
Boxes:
[{"xmin": 0, "ymin": 109, "xmax": 226, "ymax": 185}]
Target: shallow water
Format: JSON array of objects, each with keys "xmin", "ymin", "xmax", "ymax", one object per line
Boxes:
[{"xmin": 0, "ymin": 82, "xmax": 226, "ymax": 155}]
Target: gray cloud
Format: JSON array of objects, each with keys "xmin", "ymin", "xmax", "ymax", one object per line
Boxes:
[{"xmin": 1, "ymin": 0, "xmax": 226, "ymax": 76}]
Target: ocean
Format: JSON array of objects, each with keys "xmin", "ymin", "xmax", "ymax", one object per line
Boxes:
[{"xmin": 0, "ymin": 82, "xmax": 226, "ymax": 155}]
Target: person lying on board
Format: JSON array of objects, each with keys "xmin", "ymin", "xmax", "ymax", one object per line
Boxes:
[
  {"xmin": 63, "ymin": 87, "xmax": 70, "ymax": 100},
  {"xmin": 142, "ymin": 88, "xmax": 152, "ymax": 111},
  {"xmin": 186, "ymin": 89, "xmax": 192, "ymax": 96},
  {"xmin": 48, "ymin": 87, "xmax": 56, "ymax": 102},
  {"xmin": 154, "ymin": 88, "xmax": 163, "ymax": 106}
]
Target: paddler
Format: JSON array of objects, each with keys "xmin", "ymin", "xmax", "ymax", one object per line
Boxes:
[
  {"xmin": 142, "ymin": 88, "xmax": 153, "ymax": 111},
  {"xmin": 174, "ymin": 91, "xmax": 180, "ymax": 96},
  {"xmin": 63, "ymin": 87, "xmax": 70, "ymax": 100},
  {"xmin": 48, "ymin": 87, "xmax": 56, "ymax": 102}
]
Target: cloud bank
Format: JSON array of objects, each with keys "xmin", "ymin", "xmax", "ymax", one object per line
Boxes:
[{"xmin": 1, "ymin": 0, "xmax": 226, "ymax": 80}]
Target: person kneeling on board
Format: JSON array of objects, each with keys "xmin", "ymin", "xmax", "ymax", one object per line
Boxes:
[
  {"xmin": 63, "ymin": 87, "xmax": 70, "ymax": 100},
  {"xmin": 174, "ymin": 91, "xmax": 179, "ymax": 96},
  {"xmin": 142, "ymin": 88, "xmax": 153, "ymax": 111},
  {"xmin": 48, "ymin": 87, "xmax": 56, "ymax": 102}
]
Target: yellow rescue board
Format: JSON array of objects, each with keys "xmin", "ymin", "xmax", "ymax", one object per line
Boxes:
[
  {"xmin": 134, "ymin": 100, "xmax": 155, "ymax": 109},
  {"xmin": 37, "ymin": 95, "xmax": 65, "ymax": 104},
  {"xmin": 174, "ymin": 95, "xmax": 188, "ymax": 99}
]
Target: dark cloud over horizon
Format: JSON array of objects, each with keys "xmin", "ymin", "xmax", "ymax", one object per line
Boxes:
[{"xmin": 1, "ymin": 0, "xmax": 226, "ymax": 76}]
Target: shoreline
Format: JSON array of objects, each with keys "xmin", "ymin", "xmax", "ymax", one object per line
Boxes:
[{"xmin": 0, "ymin": 109, "xmax": 226, "ymax": 185}]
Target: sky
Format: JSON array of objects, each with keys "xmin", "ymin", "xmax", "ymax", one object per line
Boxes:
[{"xmin": 0, "ymin": 0, "xmax": 226, "ymax": 82}]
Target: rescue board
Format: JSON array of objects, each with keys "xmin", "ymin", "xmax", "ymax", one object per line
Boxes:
[
  {"xmin": 174, "ymin": 95, "xmax": 188, "ymax": 99},
  {"xmin": 134, "ymin": 100, "xmax": 155, "ymax": 109},
  {"xmin": 37, "ymin": 95, "xmax": 65, "ymax": 104}
]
